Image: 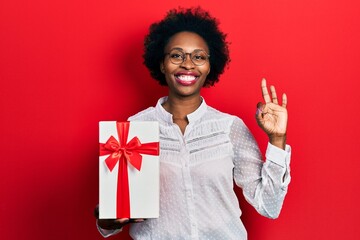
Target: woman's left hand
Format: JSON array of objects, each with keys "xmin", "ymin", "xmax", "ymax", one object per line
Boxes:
[{"xmin": 255, "ymin": 78, "xmax": 288, "ymax": 149}]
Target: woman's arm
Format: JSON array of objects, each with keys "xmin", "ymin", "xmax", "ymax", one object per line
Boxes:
[
  {"xmin": 231, "ymin": 79, "xmax": 291, "ymax": 218},
  {"xmin": 230, "ymin": 117, "xmax": 291, "ymax": 219}
]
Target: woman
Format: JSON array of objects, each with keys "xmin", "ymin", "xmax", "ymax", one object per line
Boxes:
[{"xmin": 95, "ymin": 7, "xmax": 291, "ymax": 239}]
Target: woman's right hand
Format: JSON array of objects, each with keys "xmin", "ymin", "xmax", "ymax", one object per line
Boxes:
[
  {"xmin": 94, "ymin": 205, "xmax": 145, "ymax": 230},
  {"xmin": 94, "ymin": 205, "xmax": 129, "ymax": 230}
]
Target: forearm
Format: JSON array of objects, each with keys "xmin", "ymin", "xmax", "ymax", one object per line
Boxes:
[
  {"xmin": 238, "ymin": 143, "xmax": 291, "ymax": 219},
  {"xmin": 269, "ymin": 134, "xmax": 286, "ymax": 150},
  {"xmin": 231, "ymin": 117, "xmax": 291, "ymax": 218}
]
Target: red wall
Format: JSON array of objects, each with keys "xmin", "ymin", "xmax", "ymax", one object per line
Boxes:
[{"xmin": 1, "ymin": 1, "xmax": 359, "ymax": 239}]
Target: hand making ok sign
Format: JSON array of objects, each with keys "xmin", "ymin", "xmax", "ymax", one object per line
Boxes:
[{"xmin": 255, "ymin": 78, "xmax": 288, "ymax": 149}]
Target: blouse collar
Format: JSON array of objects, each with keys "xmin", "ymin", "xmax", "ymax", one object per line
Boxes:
[{"xmin": 155, "ymin": 96, "xmax": 207, "ymax": 124}]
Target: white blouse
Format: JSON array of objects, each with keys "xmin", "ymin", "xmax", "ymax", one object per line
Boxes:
[{"xmin": 98, "ymin": 97, "xmax": 291, "ymax": 240}]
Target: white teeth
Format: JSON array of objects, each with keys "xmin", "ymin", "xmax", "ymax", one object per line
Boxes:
[{"xmin": 177, "ymin": 75, "xmax": 196, "ymax": 81}]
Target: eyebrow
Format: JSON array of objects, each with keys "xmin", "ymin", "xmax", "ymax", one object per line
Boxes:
[{"xmin": 168, "ymin": 47, "xmax": 208, "ymax": 53}]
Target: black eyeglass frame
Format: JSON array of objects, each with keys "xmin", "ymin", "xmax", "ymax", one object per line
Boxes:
[{"xmin": 164, "ymin": 48, "xmax": 210, "ymax": 66}]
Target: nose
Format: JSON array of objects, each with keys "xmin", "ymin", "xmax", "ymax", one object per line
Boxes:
[{"xmin": 180, "ymin": 53, "xmax": 195, "ymax": 69}]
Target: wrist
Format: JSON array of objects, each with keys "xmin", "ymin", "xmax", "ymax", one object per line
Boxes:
[{"xmin": 269, "ymin": 134, "xmax": 287, "ymax": 150}]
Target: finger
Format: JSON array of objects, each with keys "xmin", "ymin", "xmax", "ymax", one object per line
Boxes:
[
  {"xmin": 255, "ymin": 103, "xmax": 266, "ymax": 127},
  {"xmin": 282, "ymin": 93, "xmax": 287, "ymax": 108},
  {"xmin": 270, "ymin": 85, "xmax": 278, "ymax": 104},
  {"xmin": 256, "ymin": 102, "xmax": 264, "ymax": 114},
  {"xmin": 116, "ymin": 218, "xmax": 130, "ymax": 224},
  {"xmin": 112, "ymin": 218, "xmax": 130, "ymax": 229},
  {"xmin": 256, "ymin": 102, "xmax": 266, "ymax": 119},
  {"xmin": 261, "ymin": 78, "xmax": 271, "ymax": 103},
  {"xmin": 130, "ymin": 218, "xmax": 146, "ymax": 223}
]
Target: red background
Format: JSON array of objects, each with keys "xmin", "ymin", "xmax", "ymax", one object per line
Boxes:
[{"xmin": 1, "ymin": 0, "xmax": 359, "ymax": 239}]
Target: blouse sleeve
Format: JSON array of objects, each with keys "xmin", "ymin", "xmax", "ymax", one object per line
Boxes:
[{"xmin": 230, "ymin": 117, "xmax": 291, "ymax": 219}]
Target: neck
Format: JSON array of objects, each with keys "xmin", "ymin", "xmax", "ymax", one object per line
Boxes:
[{"xmin": 162, "ymin": 94, "xmax": 202, "ymax": 120}]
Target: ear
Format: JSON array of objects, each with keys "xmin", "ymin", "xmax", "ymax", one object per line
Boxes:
[{"xmin": 160, "ymin": 63, "xmax": 165, "ymax": 74}]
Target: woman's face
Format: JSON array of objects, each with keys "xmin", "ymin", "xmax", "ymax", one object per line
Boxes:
[{"xmin": 161, "ymin": 31, "xmax": 210, "ymax": 98}]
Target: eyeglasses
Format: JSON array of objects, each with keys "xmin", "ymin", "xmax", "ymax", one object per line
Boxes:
[{"xmin": 165, "ymin": 48, "xmax": 210, "ymax": 66}]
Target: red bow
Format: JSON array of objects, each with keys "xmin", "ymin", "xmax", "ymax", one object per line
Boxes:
[{"xmin": 100, "ymin": 122, "xmax": 159, "ymax": 172}]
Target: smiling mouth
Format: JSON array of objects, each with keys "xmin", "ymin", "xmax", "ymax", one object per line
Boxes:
[{"xmin": 175, "ymin": 74, "xmax": 199, "ymax": 86}]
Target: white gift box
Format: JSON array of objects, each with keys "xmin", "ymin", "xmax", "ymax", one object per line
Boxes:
[{"xmin": 99, "ymin": 121, "xmax": 159, "ymax": 219}]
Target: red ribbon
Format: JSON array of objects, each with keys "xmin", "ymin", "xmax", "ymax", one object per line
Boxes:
[{"xmin": 100, "ymin": 122, "xmax": 159, "ymax": 218}]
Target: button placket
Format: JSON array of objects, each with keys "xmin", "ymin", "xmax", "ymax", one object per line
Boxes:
[
  {"xmin": 176, "ymin": 124, "xmax": 199, "ymax": 239},
  {"xmin": 183, "ymin": 142, "xmax": 199, "ymax": 239}
]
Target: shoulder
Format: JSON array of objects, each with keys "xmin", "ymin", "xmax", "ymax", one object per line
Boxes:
[
  {"xmin": 205, "ymin": 105, "xmax": 243, "ymax": 123},
  {"xmin": 205, "ymin": 105, "xmax": 250, "ymax": 133},
  {"xmin": 197, "ymin": 105, "xmax": 248, "ymax": 135},
  {"xmin": 128, "ymin": 107, "xmax": 157, "ymax": 121}
]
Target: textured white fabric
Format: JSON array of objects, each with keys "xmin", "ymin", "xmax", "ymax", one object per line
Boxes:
[{"xmin": 98, "ymin": 97, "xmax": 291, "ymax": 239}]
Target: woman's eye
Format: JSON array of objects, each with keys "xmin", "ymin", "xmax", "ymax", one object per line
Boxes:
[
  {"xmin": 194, "ymin": 55, "xmax": 206, "ymax": 60},
  {"xmin": 170, "ymin": 54, "xmax": 182, "ymax": 59}
]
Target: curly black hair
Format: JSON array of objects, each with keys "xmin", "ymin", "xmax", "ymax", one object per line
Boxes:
[{"xmin": 143, "ymin": 7, "xmax": 230, "ymax": 87}]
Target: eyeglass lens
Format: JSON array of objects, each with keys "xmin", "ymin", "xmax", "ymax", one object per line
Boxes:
[{"xmin": 168, "ymin": 49, "xmax": 209, "ymax": 66}]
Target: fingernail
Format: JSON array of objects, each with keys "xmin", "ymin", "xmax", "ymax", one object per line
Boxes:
[{"xmin": 256, "ymin": 108, "xmax": 262, "ymax": 115}]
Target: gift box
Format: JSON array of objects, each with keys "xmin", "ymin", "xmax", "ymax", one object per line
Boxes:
[{"xmin": 99, "ymin": 121, "xmax": 160, "ymax": 219}]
